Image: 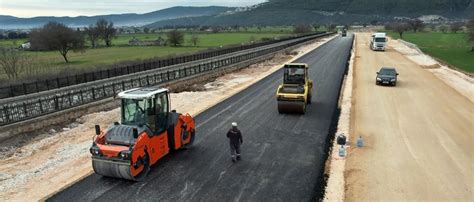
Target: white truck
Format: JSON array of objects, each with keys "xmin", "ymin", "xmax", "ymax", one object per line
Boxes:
[{"xmin": 370, "ymin": 32, "xmax": 388, "ymax": 51}]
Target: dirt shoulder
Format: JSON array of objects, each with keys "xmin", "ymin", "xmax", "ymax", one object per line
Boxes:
[
  {"xmin": 0, "ymin": 35, "xmax": 336, "ymax": 201},
  {"xmin": 323, "ymin": 34, "xmax": 356, "ymax": 201},
  {"xmin": 345, "ymin": 33, "xmax": 473, "ymax": 201}
]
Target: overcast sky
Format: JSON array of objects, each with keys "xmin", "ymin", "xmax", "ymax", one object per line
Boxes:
[{"xmin": 0, "ymin": 0, "xmax": 266, "ymax": 18}]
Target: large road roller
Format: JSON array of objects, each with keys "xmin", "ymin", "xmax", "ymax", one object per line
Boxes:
[
  {"xmin": 276, "ymin": 63, "xmax": 313, "ymax": 114},
  {"xmin": 89, "ymin": 87, "xmax": 196, "ymax": 181}
]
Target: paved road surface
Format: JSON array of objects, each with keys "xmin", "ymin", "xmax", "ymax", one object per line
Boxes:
[
  {"xmin": 49, "ymin": 35, "xmax": 354, "ymax": 201},
  {"xmin": 345, "ymin": 33, "xmax": 473, "ymax": 201}
]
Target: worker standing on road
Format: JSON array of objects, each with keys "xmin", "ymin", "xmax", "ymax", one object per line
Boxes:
[{"xmin": 227, "ymin": 122, "xmax": 243, "ymax": 163}]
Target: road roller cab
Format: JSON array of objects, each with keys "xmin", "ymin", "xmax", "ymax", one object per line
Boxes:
[
  {"xmin": 90, "ymin": 87, "xmax": 196, "ymax": 181},
  {"xmin": 276, "ymin": 63, "xmax": 313, "ymax": 114}
]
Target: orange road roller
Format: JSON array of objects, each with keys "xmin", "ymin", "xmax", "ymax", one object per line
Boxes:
[{"xmin": 90, "ymin": 87, "xmax": 196, "ymax": 181}]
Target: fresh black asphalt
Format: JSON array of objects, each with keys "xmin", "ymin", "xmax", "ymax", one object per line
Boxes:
[{"xmin": 48, "ymin": 34, "xmax": 354, "ymax": 201}]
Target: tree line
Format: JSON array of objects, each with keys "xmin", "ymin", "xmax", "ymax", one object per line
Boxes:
[
  {"xmin": 20, "ymin": 20, "xmax": 206, "ymax": 63},
  {"xmin": 2, "ymin": 21, "xmax": 340, "ymax": 67},
  {"xmin": 0, "ymin": 32, "xmax": 28, "ymax": 40},
  {"xmin": 386, "ymin": 19, "xmax": 473, "ymax": 37},
  {"xmin": 385, "ymin": 19, "xmax": 474, "ymax": 51}
]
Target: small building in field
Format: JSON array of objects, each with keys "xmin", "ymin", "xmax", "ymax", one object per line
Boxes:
[
  {"xmin": 128, "ymin": 37, "xmax": 141, "ymax": 46},
  {"xmin": 128, "ymin": 36, "xmax": 166, "ymax": 46},
  {"xmin": 20, "ymin": 42, "xmax": 31, "ymax": 50}
]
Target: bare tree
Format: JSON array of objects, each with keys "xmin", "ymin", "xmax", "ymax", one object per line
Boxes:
[
  {"xmin": 327, "ymin": 24, "xmax": 337, "ymax": 32},
  {"xmin": 133, "ymin": 27, "xmax": 140, "ymax": 33},
  {"xmin": 189, "ymin": 34, "xmax": 200, "ymax": 47},
  {"xmin": 96, "ymin": 19, "xmax": 117, "ymax": 47},
  {"xmin": 293, "ymin": 24, "xmax": 312, "ymax": 34},
  {"xmin": 211, "ymin": 26, "xmax": 221, "ymax": 33},
  {"xmin": 467, "ymin": 19, "xmax": 474, "ymax": 51},
  {"xmin": 0, "ymin": 47, "xmax": 49, "ymax": 80},
  {"xmin": 439, "ymin": 25, "xmax": 448, "ymax": 33},
  {"xmin": 29, "ymin": 22, "xmax": 85, "ymax": 63},
  {"xmin": 408, "ymin": 19, "xmax": 425, "ymax": 33},
  {"xmin": 391, "ymin": 22, "xmax": 410, "ymax": 38},
  {"xmin": 450, "ymin": 22, "xmax": 463, "ymax": 33},
  {"xmin": 232, "ymin": 25, "xmax": 240, "ymax": 32},
  {"xmin": 0, "ymin": 47, "xmax": 24, "ymax": 79},
  {"xmin": 167, "ymin": 29, "xmax": 184, "ymax": 47},
  {"xmin": 249, "ymin": 36, "xmax": 256, "ymax": 43},
  {"xmin": 384, "ymin": 23, "xmax": 393, "ymax": 31},
  {"xmin": 312, "ymin": 24, "xmax": 320, "ymax": 32},
  {"xmin": 84, "ymin": 25, "xmax": 100, "ymax": 48}
]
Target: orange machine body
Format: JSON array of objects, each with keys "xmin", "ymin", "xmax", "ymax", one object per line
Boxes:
[{"xmin": 90, "ymin": 87, "xmax": 196, "ymax": 181}]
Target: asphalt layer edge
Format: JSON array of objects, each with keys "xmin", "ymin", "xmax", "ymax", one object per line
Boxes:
[{"xmin": 312, "ymin": 35, "xmax": 354, "ymax": 201}]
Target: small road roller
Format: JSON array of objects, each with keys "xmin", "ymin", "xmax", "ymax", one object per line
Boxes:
[
  {"xmin": 90, "ymin": 87, "xmax": 196, "ymax": 181},
  {"xmin": 276, "ymin": 63, "xmax": 313, "ymax": 114}
]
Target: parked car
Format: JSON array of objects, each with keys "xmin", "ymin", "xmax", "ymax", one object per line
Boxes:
[{"xmin": 376, "ymin": 67, "xmax": 398, "ymax": 86}]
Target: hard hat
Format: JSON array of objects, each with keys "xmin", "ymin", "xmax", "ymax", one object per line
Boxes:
[{"xmin": 232, "ymin": 122, "xmax": 237, "ymax": 127}]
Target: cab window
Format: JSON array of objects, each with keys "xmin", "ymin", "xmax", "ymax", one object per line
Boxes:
[
  {"xmin": 122, "ymin": 99, "xmax": 147, "ymax": 125},
  {"xmin": 153, "ymin": 92, "xmax": 169, "ymax": 134}
]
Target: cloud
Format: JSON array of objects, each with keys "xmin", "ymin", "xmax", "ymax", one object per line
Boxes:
[{"xmin": 0, "ymin": 0, "xmax": 266, "ymax": 17}]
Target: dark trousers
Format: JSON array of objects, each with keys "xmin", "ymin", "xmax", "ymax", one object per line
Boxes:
[{"xmin": 230, "ymin": 143, "xmax": 241, "ymax": 159}]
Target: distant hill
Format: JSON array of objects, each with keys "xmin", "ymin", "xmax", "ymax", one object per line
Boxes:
[
  {"xmin": 146, "ymin": 0, "xmax": 474, "ymax": 27},
  {"xmin": 0, "ymin": 6, "xmax": 234, "ymax": 29}
]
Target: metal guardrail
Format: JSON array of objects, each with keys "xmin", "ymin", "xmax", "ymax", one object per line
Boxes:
[
  {"xmin": 0, "ymin": 32, "xmax": 333, "ymax": 126},
  {"xmin": 0, "ymin": 32, "xmax": 325, "ymax": 99}
]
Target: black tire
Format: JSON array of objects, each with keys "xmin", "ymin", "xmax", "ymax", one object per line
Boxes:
[
  {"xmin": 307, "ymin": 93, "xmax": 312, "ymax": 104},
  {"xmin": 301, "ymin": 104, "xmax": 306, "ymax": 114},
  {"xmin": 133, "ymin": 153, "xmax": 150, "ymax": 181},
  {"xmin": 186, "ymin": 130, "xmax": 196, "ymax": 146}
]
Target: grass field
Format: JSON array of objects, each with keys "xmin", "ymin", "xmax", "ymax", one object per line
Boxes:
[
  {"xmin": 0, "ymin": 38, "xmax": 25, "ymax": 47},
  {"xmin": 113, "ymin": 32, "xmax": 289, "ymax": 47},
  {"xmin": 387, "ymin": 31, "xmax": 474, "ymax": 73},
  {"xmin": 25, "ymin": 46, "xmax": 205, "ymax": 70},
  {"xmin": 0, "ymin": 32, "xmax": 289, "ymax": 80}
]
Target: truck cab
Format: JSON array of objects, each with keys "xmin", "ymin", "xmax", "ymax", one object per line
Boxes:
[{"xmin": 370, "ymin": 32, "xmax": 387, "ymax": 51}]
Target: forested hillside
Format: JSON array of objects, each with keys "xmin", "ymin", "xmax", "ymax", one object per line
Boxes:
[{"xmin": 146, "ymin": 0, "xmax": 473, "ymax": 27}]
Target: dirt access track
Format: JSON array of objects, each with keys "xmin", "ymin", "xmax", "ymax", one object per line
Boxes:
[{"xmin": 345, "ymin": 33, "xmax": 473, "ymax": 201}]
